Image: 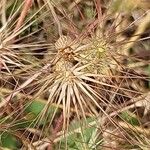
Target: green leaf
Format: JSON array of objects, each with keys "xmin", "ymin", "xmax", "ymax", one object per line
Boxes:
[
  {"xmin": 24, "ymin": 100, "xmax": 59, "ymax": 126},
  {"xmin": 57, "ymin": 118, "xmax": 96, "ymax": 150},
  {"xmin": 0, "ymin": 132, "xmax": 21, "ymax": 150},
  {"xmin": 120, "ymin": 111, "xmax": 139, "ymax": 126},
  {"xmin": 25, "ymin": 101, "xmax": 45, "ymax": 116}
]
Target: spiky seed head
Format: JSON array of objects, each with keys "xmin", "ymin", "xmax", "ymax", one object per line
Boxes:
[
  {"xmin": 55, "ymin": 35, "xmax": 72, "ymax": 50},
  {"xmin": 77, "ymin": 38, "xmax": 113, "ymax": 74}
]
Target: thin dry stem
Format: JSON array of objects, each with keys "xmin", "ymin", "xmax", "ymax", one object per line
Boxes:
[
  {"xmin": 123, "ymin": 11, "xmax": 150, "ymax": 55},
  {"xmin": 0, "ymin": 63, "xmax": 51, "ymax": 109},
  {"xmin": 10, "ymin": 0, "xmax": 32, "ymax": 43},
  {"xmin": 1, "ymin": 0, "xmax": 6, "ymax": 25},
  {"xmin": 45, "ymin": 0, "xmax": 62, "ymax": 36},
  {"xmin": 14, "ymin": 0, "xmax": 32, "ymax": 32}
]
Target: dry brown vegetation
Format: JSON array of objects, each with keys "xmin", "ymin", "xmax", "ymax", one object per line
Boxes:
[{"xmin": 0, "ymin": 0, "xmax": 150, "ymax": 149}]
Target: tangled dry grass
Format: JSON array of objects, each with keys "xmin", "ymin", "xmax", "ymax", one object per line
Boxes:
[{"xmin": 0, "ymin": 0, "xmax": 150, "ymax": 149}]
